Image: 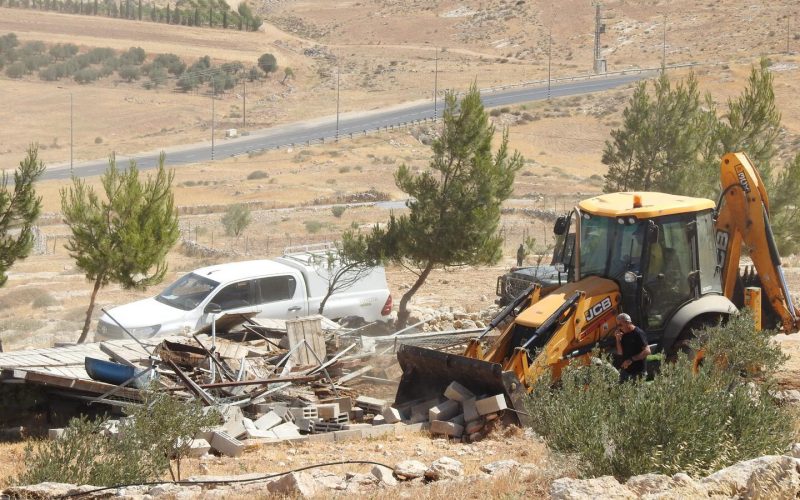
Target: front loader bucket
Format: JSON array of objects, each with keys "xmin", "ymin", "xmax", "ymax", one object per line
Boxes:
[{"xmin": 394, "ymin": 344, "xmax": 531, "ymax": 426}]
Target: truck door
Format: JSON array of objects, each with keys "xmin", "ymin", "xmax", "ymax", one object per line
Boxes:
[{"xmin": 254, "ymin": 275, "xmax": 306, "ymax": 319}]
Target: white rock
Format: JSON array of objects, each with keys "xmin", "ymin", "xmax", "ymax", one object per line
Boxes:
[
  {"xmin": 371, "ymin": 465, "xmax": 398, "ymax": 486},
  {"xmin": 393, "ymin": 460, "xmax": 428, "ymax": 480},
  {"xmin": 550, "ymin": 476, "xmax": 636, "ymax": 500},
  {"xmin": 702, "ymin": 455, "xmax": 800, "ymax": 497},
  {"xmin": 480, "ymin": 459, "xmax": 520, "ymax": 475},
  {"xmin": 267, "ymin": 471, "xmax": 318, "ymax": 498},
  {"xmin": 424, "ymin": 456, "xmax": 464, "ymax": 481},
  {"xmin": 311, "ymin": 470, "xmax": 346, "ymax": 490},
  {"xmin": 787, "ymin": 443, "xmax": 800, "ymax": 459},
  {"xmin": 625, "ymin": 473, "xmax": 676, "ymax": 495}
]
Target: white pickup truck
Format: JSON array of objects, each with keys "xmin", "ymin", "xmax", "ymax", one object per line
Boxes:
[{"xmin": 95, "ymin": 251, "xmax": 393, "ymax": 341}]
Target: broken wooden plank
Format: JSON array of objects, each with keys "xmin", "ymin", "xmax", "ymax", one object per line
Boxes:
[
  {"xmin": 164, "ymin": 359, "xmax": 216, "ymax": 406},
  {"xmin": 336, "ymin": 366, "xmax": 372, "ymax": 385},
  {"xmin": 286, "ymin": 317, "xmax": 326, "ymax": 365}
]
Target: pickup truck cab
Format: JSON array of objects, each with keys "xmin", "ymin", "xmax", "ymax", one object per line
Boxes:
[{"xmin": 96, "ymin": 254, "xmax": 393, "ymax": 341}]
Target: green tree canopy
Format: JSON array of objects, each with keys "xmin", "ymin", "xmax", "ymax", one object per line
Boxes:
[
  {"xmin": 61, "ymin": 153, "xmax": 179, "ymax": 342},
  {"xmin": 257, "ymin": 53, "xmax": 277, "ymax": 75},
  {"xmin": 221, "ymin": 203, "xmax": 251, "ymax": 237},
  {"xmin": 0, "ymin": 145, "xmax": 45, "ymax": 288},
  {"xmin": 373, "ymin": 83, "xmax": 524, "ymax": 327}
]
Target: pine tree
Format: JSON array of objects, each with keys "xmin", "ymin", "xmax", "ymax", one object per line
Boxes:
[
  {"xmin": 0, "ymin": 145, "xmax": 45, "ymax": 288},
  {"xmin": 372, "ymin": 84, "xmax": 524, "ymax": 328},
  {"xmin": 61, "ymin": 153, "xmax": 179, "ymax": 343}
]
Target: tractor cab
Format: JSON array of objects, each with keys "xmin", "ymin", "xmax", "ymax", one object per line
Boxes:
[{"xmin": 552, "ymin": 192, "xmax": 722, "ymax": 341}]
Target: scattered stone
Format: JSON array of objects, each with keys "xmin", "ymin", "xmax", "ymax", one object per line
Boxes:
[
  {"xmin": 394, "ymin": 460, "xmax": 428, "ymax": 480},
  {"xmin": 267, "ymin": 471, "xmax": 318, "ymax": 498},
  {"xmin": 480, "ymin": 459, "xmax": 520, "ymax": 475},
  {"xmin": 311, "ymin": 470, "xmax": 346, "ymax": 490},
  {"xmin": 444, "ymin": 381, "xmax": 475, "ymax": 402},
  {"xmin": 429, "ymin": 399, "xmax": 460, "ymax": 422},
  {"xmin": 254, "ymin": 411, "xmax": 282, "ymax": 431},
  {"xmin": 424, "ymin": 456, "xmax": 464, "ymax": 481},
  {"xmin": 475, "ymin": 394, "xmax": 507, "ymax": 416},
  {"xmin": 550, "ymin": 476, "xmax": 636, "ymax": 499},
  {"xmin": 371, "ymin": 465, "xmax": 398, "ymax": 486},
  {"xmin": 382, "ymin": 406, "xmax": 403, "ymax": 424},
  {"xmin": 430, "ymin": 419, "xmax": 463, "ymax": 438},
  {"xmin": 702, "ymin": 455, "xmax": 800, "ymax": 497}
]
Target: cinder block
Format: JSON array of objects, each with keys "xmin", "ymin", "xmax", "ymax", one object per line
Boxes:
[
  {"xmin": 462, "ymin": 397, "xmax": 480, "ymax": 423},
  {"xmin": 430, "ymin": 419, "xmax": 464, "ymax": 438},
  {"xmin": 465, "ymin": 419, "xmax": 484, "ymax": 435},
  {"xmin": 349, "ymin": 407, "xmax": 364, "ymax": 421},
  {"xmin": 411, "ymin": 398, "xmax": 440, "ymax": 423},
  {"xmin": 315, "ymin": 403, "xmax": 340, "ymax": 420},
  {"xmin": 323, "ymin": 413, "xmax": 349, "ymax": 424},
  {"xmin": 355, "ymin": 395, "xmax": 388, "ymax": 412},
  {"xmin": 449, "ymin": 414, "xmax": 465, "ymax": 426},
  {"xmin": 429, "ymin": 399, "xmax": 460, "ymax": 422},
  {"xmin": 254, "ymin": 411, "xmax": 283, "ymax": 431},
  {"xmin": 222, "ymin": 417, "xmax": 247, "ymax": 439},
  {"xmin": 294, "ymin": 416, "xmax": 317, "ymax": 433},
  {"xmin": 333, "ymin": 429, "xmax": 364, "ymax": 442},
  {"xmin": 245, "ymin": 429, "xmax": 277, "ymax": 440},
  {"xmin": 272, "ymin": 422, "xmax": 301, "ymax": 439},
  {"xmin": 475, "ymin": 394, "xmax": 507, "ymax": 416},
  {"xmin": 48, "ymin": 428, "xmax": 64, "ymax": 440},
  {"xmin": 314, "ymin": 421, "xmax": 344, "ymax": 432},
  {"xmin": 372, "ymin": 415, "xmax": 386, "ymax": 425},
  {"xmin": 382, "ymin": 406, "xmax": 403, "ymax": 424},
  {"xmin": 343, "ymin": 423, "xmax": 372, "ymax": 430},
  {"xmin": 362, "ymin": 424, "xmax": 396, "ymax": 439},
  {"xmin": 396, "ymin": 421, "xmax": 430, "ymax": 433},
  {"xmin": 210, "ymin": 431, "xmax": 245, "ymax": 457},
  {"xmin": 306, "ymin": 432, "xmax": 336, "ymax": 443},
  {"xmin": 328, "ymin": 396, "xmax": 352, "ymax": 413},
  {"xmin": 242, "ymin": 418, "xmax": 256, "ymax": 431},
  {"xmin": 188, "ymin": 438, "xmax": 211, "ymax": 457},
  {"xmin": 288, "ymin": 407, "xmax": 318, "ymax": 420},
  {"xmin": 444, "ymin": 381, "xmax": 475, "ymax": 402}
]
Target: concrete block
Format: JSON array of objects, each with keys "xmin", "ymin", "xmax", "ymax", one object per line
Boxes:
[
  {"xmin": 372, "ymin": 415, "xmax": 386, "ymax": 425},
  {"xmin": 430, "ymin": 419, "xmax": 464, "ymax": 438},
  {"xmin": 288, "ymin": 407, "xmax": 318, "ymax": 421},
  {"xmin": 397, "ymin": 422, "xmax": 430, "ymax": 434},
  {"xmin": 210, "ymin": 431, "xmax": 244, "ymax": 457},
  {"xmin": 254, "ymin": 411, "xmax": 282, "ymax": 431},
  {"xmin": 245, "ymin": 429, "xmax": 277, "ymax": 440},
  {"xmin": 48, "ymin": 428, "xmax": 64, "ymax": 440},
  {"xmin": 242, "ymin": 418, "xmax": 256, "ymax": 431},
  {"xmin": 462, "ymin": 397, "xmax": 480, "ymax": 423},
  {"xmin": 306, "ymin": 432, "xmax": 336, "ymax": 443},
  {"xmin": 355, "ymin": 396, "xmax": 388, "ymax": 413},
  {"xmin": 382, "ymin": 363, "xmax": 403, "ymax": 380},
  {"xmin": 323, "ymin": 413, "xmax": 349, "ymax": 424},
  {"xmin": 315, "ymin": 403, "xmax": 340, "ymax": 420},
  {"xmin": 314, "ymin": 421, "xmax": 344, "ymax": 433},
  {"xmin": 327, "ymin": 396, "xmax": 352, "ymax": 413},
  {"xmin": 294, "ymin": 417, "xmax": 317, "ymax": 433},
  {"xmin": 334, "ymin": 429, "xmax": 364, "ymax": 442},
  {"xmin": 362, "ymin": 424, "xmax": 396, "ymax": 439},
  {"xmin": 444, "ymin": 381, "xmax": 475, "ymax": 402},
  {"xmin": 449, "ymin": 414, "xmax": 465, "ymax": 426},
  {"xmin": 272, "ymin": 422, "xmax": 302, "ymax": 439},
  {"xmin": 349, "ymin": 407, "xmax": 364, "ymax": 421},
  {"xmin": 382, "ymin": 406, "xmax": 403, "ymax": 424},
  {"xmin": 411, "ymin": 397, "xmax": 440, "ymax": 421},
  {"xmin": 465, "ymin": 418, "xmax": 485, "ymax": 435},
  {"xmin": 342, "ymin": 423, "xmax": 372, "ymax": 430},
  {"xmin": 187, "ymin": 438, "xmax": 211, "ymax": 457},
  {"xmin": 222, "ymin": 418, "xmax": 247, "ymax": 439},
  {"xmin": 429, "ymin": 399, "xmax": 460, "ymax": 422},
  {"xmin": 475, "ymin": 394, "xmax": 507, "ymax": 416}
]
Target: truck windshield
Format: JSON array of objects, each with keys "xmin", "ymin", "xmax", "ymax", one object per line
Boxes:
[
  {"xmin": 156, "ymin": 273, "xmax": 220, "ymax": 311},
  {"xmin": 580, "ymin": 214, "xmax": 646, "ymax": 280}
]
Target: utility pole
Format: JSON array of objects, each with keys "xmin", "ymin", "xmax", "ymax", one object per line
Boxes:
[
  {"xmin": 787, "ymin": 14, "xmax": 791, "ymax": 55},
  {"xmin": 69, "ymin": 91, "xmax": 73, "ymax": 174},
  {"xmin": 547, "ymin": 27, "xmax": 552, "ymax": 100},
  {"xmin": 210, "ymin": 85, "xmax": 215, "ymax": 161},
  {"xmin": 242, "ymin": 80, "xmax": 246, "ymax": 129},
  {"xmin": 335, "ymin": 67, "xmax": 340, "ymax": 142},
  {"xmin": 433, "ymin": 48, "xmax": 438, "ymax": 120},
  {"xmin": 662, "ymin": 14, "xmax": 667, "ymax": 71}
]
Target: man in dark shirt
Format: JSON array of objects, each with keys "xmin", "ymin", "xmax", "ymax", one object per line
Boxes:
[{"xmin": 615, "ymin": 313, "xmax": 651, "ymax": 382}]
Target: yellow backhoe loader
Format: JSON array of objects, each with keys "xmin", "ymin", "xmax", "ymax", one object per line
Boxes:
[{"xmin": 394, "ymin": 152, "xmax": 799, "ymax": 425}]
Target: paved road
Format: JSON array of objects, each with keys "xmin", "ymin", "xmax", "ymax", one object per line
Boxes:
[{"xmin": 40, "ymin": 72, "xmax": 653, "ymax": 181}]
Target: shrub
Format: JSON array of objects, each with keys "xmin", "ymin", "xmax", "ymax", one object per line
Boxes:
[
  {"xmin": 247, "ymin": 170, "xmax": 269, "ymax": 180},
  {"xmin": 18, "ymin": 390, "xmax": 219, "ymax": 485},
  {"xmin": 38, "ymin": 64, "xmax": 60, "ymax": 81},
  {"xmin": 331, "ymin": 205, "xmax": 347, "ymax": 218},
  {"xmin": 221, "ymin": 204, "xmax": 251, "ymax": 237},
  {"xmin": 525, "ymin": 313, "xmax": 793, "ymax": 479},
  {"xmin": 5, "ymin": 61, "xmax": 26, "ymax": 78},
  {"xmin": 304, "ymin": 220, "xmax": 324, "ymax": 233},
  {"xmin": 118, "ymin": 64, "xmax": 141, "ymax": 82},
  {"xmin": 31, "ymin": 292, "xmax": 58, "ymax": 309},
  {"xmin": 338, "ymin": 166, "xmax": 350, "ymax": 174},
  {"xmin": 153, "ymin": 53, "xmax": 186, "ymax": 75},
  {"xmin": 489, "ymin": 108, "xmax": 502, "ymax": 117},
  {"xmin": 257, "ymin": 52, "xmax": 277, "ymax": 74},
  {"xmin": 74, "ymin": 67, "xmax": 101, "ymax": 84},
  {"xmin": 95, "ymin": 137, "xmax": 103, "ymax": 144}
]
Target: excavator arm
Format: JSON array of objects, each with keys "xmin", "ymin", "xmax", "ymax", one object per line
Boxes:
[{"xmin": 715, "ymin": 152, "xmax": 799, "ymax": 333}]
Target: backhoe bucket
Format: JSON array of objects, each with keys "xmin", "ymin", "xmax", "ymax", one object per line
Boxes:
[{"xmin": 394, "ymin": 344, "xmax": 531, "ymax": 426}]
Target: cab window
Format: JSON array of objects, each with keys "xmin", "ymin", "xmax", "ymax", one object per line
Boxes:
[
  {"xmin": 212, "ymin": 280, "xmax": 255, "ymax": 310},
  {"xmin": 257, "ymin": 276, "xmax": 297, "ymax": 303}
]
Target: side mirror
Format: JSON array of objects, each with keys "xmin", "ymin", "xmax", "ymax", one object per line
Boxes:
[
  {"xmin": 204, "ymin": 302, "xmax": 222, "ymax": 315},
  {"xmin": 647, "ymin": 221, "xmax": 659, "ymax": 244},
  {"xmin": 553, "ymin": 216, "xmax": 568, "ymax": 236}
]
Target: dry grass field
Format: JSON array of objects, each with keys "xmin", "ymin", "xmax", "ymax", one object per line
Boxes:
[{"xmin": 1, "ymin": 1, "xmax": 800, "ymax": 492}]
